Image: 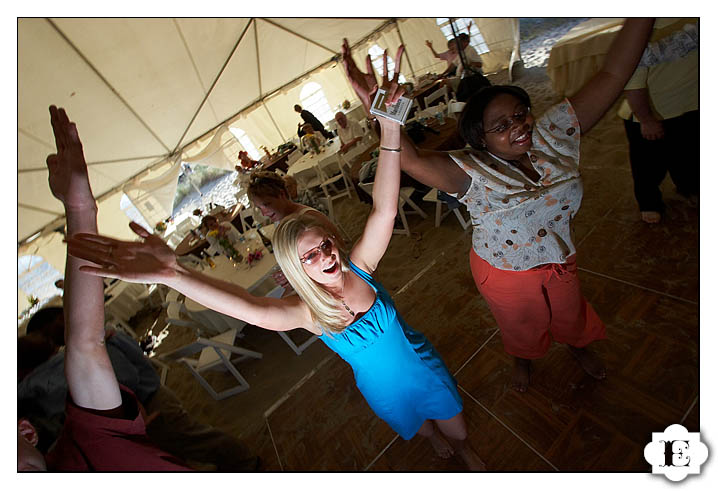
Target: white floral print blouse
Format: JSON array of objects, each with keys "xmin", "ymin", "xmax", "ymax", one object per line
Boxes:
[{"xmin": 449, "ymin": 99, "xmax": 583, "ymax": 271}]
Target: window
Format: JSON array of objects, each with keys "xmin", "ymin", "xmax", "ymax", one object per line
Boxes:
[
  {"xmin": 368, "ymin": 45, "xmax": 407, "ymax": 84},
  {"xmin": 120, "ymin": 193, "xmax": 153, "ymax": 232},
  {"xmin": 229, "ymin": 127, "xmax": 262, "ymax": 161},
  {"xmin": 18, "ymin": 254, "xmax": 63, "ymax": 313},
  {"xmin": 299, "ymin": 82, "xmax": 334, "ymax": 125},
  {"xmin": 436, "ymin": 18, "xmax": 489, "ymax": 55}
]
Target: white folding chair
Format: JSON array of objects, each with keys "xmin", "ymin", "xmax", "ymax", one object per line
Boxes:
[
  {"xmin": 422, "ymin": 188, "xmax": 470, "ymax": 230},
  {"xmin": 448, "ymin": 100, "xmax": 466, "ymax": 120},
  {"xmin": 358, "ymin": 182, "xmax": 428, "ymax": 236},
  {"xmin": 252, "ymin": 277, "xmax": 319, "ymax": 355},
  {"xmin": 159, "ymin": 328, "xmax": 262, "ymax": 400},
  {"xmin": 425, "ymin": 85, "xmax": 450, "ymax": 107}
]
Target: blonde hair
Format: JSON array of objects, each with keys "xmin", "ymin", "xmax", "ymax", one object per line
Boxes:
[{"xmin": 273, "ymin": 212, "xmax": 350, "ymax": 334}]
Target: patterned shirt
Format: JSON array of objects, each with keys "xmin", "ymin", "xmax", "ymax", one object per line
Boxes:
[{"xmin": 449, "ymin": 100, "xmax": 583, "ymax": 271}]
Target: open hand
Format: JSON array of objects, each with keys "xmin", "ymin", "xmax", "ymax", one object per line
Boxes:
[
  {"xmin": 374, "ymin": 45, "xmax": 406, "ymax": 126},
  {"xmin": 46, "ymin": 106, "xmax": 96, "ymax": 211},
  {"xmin": 67, "ymin": 222, "xmax": 180, "ymax": 284},
  {"xmin": 342, "ymin": 38, "xmax": 380, "ymax": 113}
]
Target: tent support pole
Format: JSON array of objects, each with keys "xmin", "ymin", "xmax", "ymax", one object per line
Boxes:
[
  {"xmin": 170, "ymin": 18, "xmax": 254, "ymax": 154},
  {"xmin": 393, "ymin": 19, "xmax": 416, "ymax": 80},
  {"xmin": 261, "ymin": 101, "xmax": 286, "ymax": 143}
]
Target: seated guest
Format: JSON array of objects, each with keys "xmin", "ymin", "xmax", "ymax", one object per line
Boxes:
[
  {"xmin": 299, "ymin": 124, "xmax": 326, "ymax": 154},
  {"xmin": 236, "ymin": 150, "xmax": 260, "ymax": 171},
  {"xmin": 201, "ymin": 215, "xmax": 242, "ymax": 256},
  {"xmin": 18, "ymin": 106, "xmax": 193, "ymax": 471},
  {"xmin": 19, "ymin": 308, "xmax": 258, "ymax": 471},
  {"xmin": 294, "ymin": 104, "xmax": 333, "ymax": 139},
  {"xmin": 335, "ymin": 111, "xmax": 364, "ymax": 154}
]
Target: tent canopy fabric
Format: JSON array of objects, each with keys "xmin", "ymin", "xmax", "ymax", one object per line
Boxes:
[{"xmin": 17, "ymin": 17, "xmax": 520, "ymax": 312}]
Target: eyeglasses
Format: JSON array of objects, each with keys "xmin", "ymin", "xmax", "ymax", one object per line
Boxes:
[
  {"xmin": 484, "ymin": 106, "xmax": 531, "ymax": 134},
  {"xmin": 300, "ymin": 237, "xmax": 334, "ymax": 264}
]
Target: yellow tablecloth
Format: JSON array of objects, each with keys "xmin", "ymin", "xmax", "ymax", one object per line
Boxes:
[{"xmin": 547, "ymin": 18, "xmax": 625, "ymax": 98}]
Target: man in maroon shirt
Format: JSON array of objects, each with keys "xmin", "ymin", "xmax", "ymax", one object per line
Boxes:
[{"xmin": 17, "ymin": 106, "xmax": 193, "ymax": 471}]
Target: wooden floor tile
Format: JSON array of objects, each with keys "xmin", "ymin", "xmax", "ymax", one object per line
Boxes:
[
  {"xmin": 546, "ymin": 410, "xmax": 646, "ymax": 471},
  {"xmin": 369, "ymin": 393, "xmax": 555, "ymax": 472},
  {"xmin": 265, "ymin": 357, "xmax": 396, "ymax": 471}
]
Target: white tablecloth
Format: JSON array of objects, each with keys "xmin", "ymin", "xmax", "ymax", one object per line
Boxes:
[
  {"xmin": 183, "ymin": 226, "xmax": 279, "ymax": 333},
  {"xmin": 287, "ymin": 139, "xmax": 341, "ymax": 185}
]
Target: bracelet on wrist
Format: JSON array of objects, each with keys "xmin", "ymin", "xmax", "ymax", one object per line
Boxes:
[{"xmin": 380, "ymin": 146, "xmax": 402, "ymax": 152}]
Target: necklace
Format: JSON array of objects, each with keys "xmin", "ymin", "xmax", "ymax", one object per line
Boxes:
[{"xmin": 340, "ymin": 274, "xmax": 355, "ymax": 317}]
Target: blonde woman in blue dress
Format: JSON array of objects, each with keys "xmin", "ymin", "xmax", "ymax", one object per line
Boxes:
[{"xmin": 67, "ymin": 48, "xmax": 484, "ymax": 470}]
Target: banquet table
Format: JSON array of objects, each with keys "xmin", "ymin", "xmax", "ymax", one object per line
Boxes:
[
  {"xmin": 183, "ymin": 225, "xmax": 279, "ymax": 334},
  {"xmin": 260, "ymin": 148, "xmax": 295, "ymax": 174},
  {"xmin": 546, "ymin": 18, "xmax": 624, "ymax": 97},
  {"xmin": 286, "ymin": 138, "xmax": 342, "ymax": 187}
]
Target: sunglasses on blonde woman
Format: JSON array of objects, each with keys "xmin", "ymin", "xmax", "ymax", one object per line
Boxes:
[{"xmin": 300, "ymin": 237, "xmax": 334, "ymax": 265}]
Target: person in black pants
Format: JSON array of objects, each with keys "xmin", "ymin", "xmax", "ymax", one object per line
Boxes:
[
  {"xmin": 295, "ymin": 104, "xmax": 333, "ymax": 139},
  {"xmin": 623, "ymin": 110, "xmax": 699, "ymax": 221}
]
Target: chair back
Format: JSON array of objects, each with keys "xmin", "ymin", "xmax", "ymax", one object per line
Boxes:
[{"xmin": 425, "ymin": 85, "xmax": 450, "ymax": 107}]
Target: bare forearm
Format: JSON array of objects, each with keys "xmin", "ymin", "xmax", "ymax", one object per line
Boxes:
[
  {"xmin": 64, "ymin": 205, "xmax": 122, "ymax": 410},
  {"xmin": 371, "ymin": 125, "xmax": 402, "ymax": 218},
  {"xmin": 399, "ymin": 132, "xmax": 471, "ymax": 195},
  {"xmin": 570, "ymin": 18, "xmax": 654, "ymax": 133},
  {"xmin": 165, "ymin": 264, "xmax": 304, "ymax": 331}
]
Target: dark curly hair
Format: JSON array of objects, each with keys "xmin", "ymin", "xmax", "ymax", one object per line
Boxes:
[
  {"xmin": 247, "ymin": 170, "xmax": 288, "ymax": 200},
  {"xmin": 458, "ymin": 85, "xmax": 531, "ymax": 151}
]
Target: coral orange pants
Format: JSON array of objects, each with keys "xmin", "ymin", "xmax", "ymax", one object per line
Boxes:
[{"xmin": 470, "ymin": 250, "xmax": 605, "ymax": 359}]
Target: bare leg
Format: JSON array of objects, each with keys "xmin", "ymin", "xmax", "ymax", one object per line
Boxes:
[
  {"xmin": 511, "ymin": 357, "xmax": 531, "ymax": 392},
  {"xmin": 568, "ymin": 345, "xmax": 606, "ymax": 379},
  {"xmin": 434, "ymin": 413, "xmax": 486, "ymax": 471},
  {"xmin": 416, "ymin": 419, "xmax": 454, "ymax": 458}
]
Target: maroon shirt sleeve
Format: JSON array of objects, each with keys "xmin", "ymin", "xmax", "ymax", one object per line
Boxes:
[{"xmin": 46, "ymin": 385, "xmax": 192, "ymax": 471}]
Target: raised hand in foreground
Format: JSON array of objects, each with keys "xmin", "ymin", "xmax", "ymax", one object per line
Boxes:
[
  {"xmin": 46, "ymin": 106, "xmax": 96, "ymax": 212},
  {"xmin": 66, "ymin": 221, "xmax": 180, "ymax": 285}
]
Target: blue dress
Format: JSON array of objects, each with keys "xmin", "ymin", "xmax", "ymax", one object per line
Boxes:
[{"xmin": 319, "ymin": 261, "xmax": 463, "ymax": 439}]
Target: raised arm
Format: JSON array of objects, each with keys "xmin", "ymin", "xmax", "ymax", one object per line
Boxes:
[
  {"xmin": 569, "ymin": 18, "xmax": 655, "ymax": 134},
  {"xmin": 350, "ymin": 47, "xmax": 405, "ymax": 273},
  {"xmin": 67, "ymin": 222, "xmax": 313, "ymax": 334},
  {"xmin": 46, "ymin": 106, "xmax": 121, "ymax": 411},
  {"xmin": 425, "ymin": 40, "xmax": 441, "ymax": 59},
  {"xmin": 341, "ymin": 39, "xmax": 471, "ymax": 198}
]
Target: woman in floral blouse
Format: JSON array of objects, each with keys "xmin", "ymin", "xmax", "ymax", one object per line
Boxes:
[{"xmin": 341, "ymin": 19, "xmax": 655, "ymax": 391}]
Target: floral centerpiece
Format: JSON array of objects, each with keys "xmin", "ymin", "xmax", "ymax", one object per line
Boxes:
[
  {"xmin": 155, "ymin": 221, "xmax": 167, "ymax": 233},
  {"xmin": 342, "ymin": 99, "xmax": 351, "ymax": 109},
  {"xmin": 208, "ymin": 227, "xmax": 242, "ymax": 262},
  {"xmin": 301, "ymin": 134, "xmax": 321, "ymax": 155}
]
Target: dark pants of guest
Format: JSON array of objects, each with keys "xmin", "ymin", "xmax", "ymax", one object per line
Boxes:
[
  {"xmin": 623, "ymin": 110, "xmax": 699, "ymax": 213},
  {"xmin": 145, "ymin": 386, "xmax": 259, "ymax": 471}
]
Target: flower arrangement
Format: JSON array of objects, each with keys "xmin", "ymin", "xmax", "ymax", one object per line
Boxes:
[
  {"xmin": 247, "ymin": 249, "xmax": 263, "ymax": 266},
  {"xmin": 342, "ymin": 99, "xmax": 351, "ymax": 109},
  {"xmin": 155, "ymin": 221, "xmax": 167, "ymax": 233}
]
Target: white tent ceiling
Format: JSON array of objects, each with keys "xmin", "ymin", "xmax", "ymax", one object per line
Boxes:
[{"xmin": 18, "ymin": 17, "xmax": 398, "ymax": 241}]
